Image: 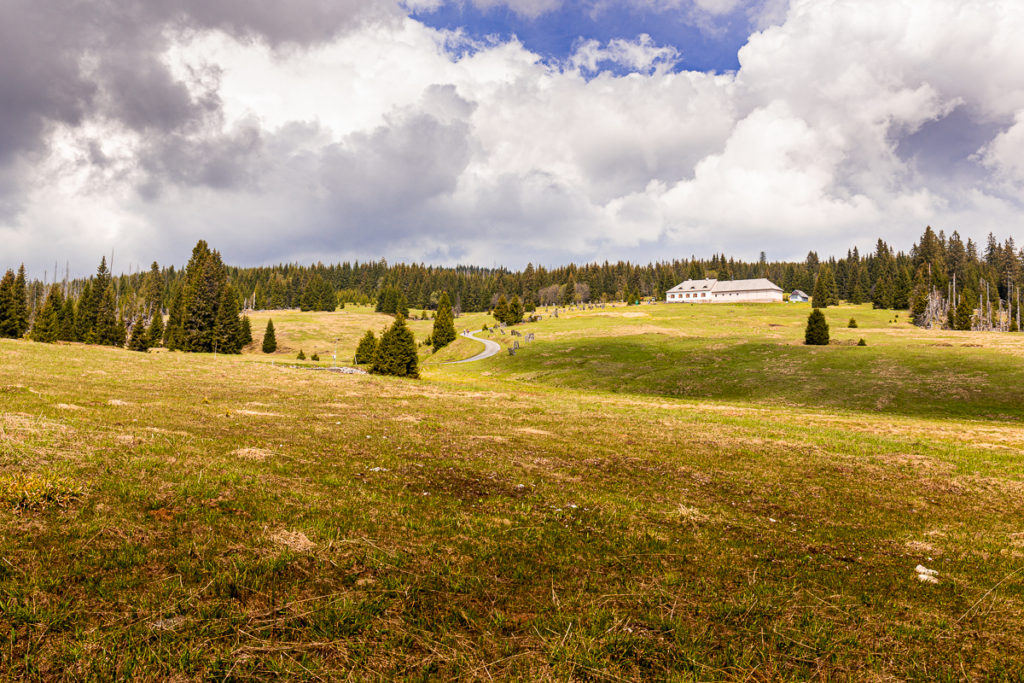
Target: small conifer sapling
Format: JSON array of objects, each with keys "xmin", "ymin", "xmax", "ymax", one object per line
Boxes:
[
  {"xmin": 805, "ymin": 308, "xmax": 830, "ymax": 345},
  {"xmin": 262, "ymin": 319, "xmax": 277, "ymax": 353}
]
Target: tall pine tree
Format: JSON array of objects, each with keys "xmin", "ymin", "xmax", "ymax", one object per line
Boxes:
[
  {"xmin": 29, "ymin": 284, "xmax": 63, "ymax": 343},
  {"xmin": 0, "ymin": 270, "xmax": 18, "ymax": 338},
  {"xmin": 431, "ymin": 291, "xmax": 456, "ymax": 352},
  {"xmin": 811, "ymin": 264, "xmax": 838, "ymax": 308}
]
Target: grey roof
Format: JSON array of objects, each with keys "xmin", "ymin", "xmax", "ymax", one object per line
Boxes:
[
  {"xmin": 791, "ymin": 290, "xmax": 808, "ymax": 297},
  {"xmin": 667, "ymin": 278, "xmax": 717, "ymax": 293},
  {"xmin": 710, "ymin": 278, "xmax": 783, "ymax": 293}
]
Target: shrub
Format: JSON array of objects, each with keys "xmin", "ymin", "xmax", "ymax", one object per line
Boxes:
[
  {"xmin": 311, "ymin": 353, "xmax": 320, "ymax": 361},
  {"xmin": 297, "ymin": 349, "xmax": 306, "ymax": 360},
  {"xmin": 857, "ymin": 338, "xmax": 867, "ymax": 346},
  {"xmin": 804, "ymin": 309, "xmax": 830, "ymax": 345},
  {"xmin": 848, "ymin": 318, "xmax": 858, "ymax": 328}
]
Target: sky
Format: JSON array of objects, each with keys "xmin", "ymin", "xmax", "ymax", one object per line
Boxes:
[{"xmin": 2, "ymin": 0, "xmax": 1024, "ymax": 277}]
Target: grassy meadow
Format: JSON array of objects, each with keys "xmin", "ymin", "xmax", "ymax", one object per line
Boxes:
[{"xmin": 1, "ymin": 301, "xmax": 1024, "ymax": 679}]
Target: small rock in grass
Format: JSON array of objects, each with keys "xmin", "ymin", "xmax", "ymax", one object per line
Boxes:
[{"xmin": 915, "ymin": 564, "xmax": 939, "ymax": 584}]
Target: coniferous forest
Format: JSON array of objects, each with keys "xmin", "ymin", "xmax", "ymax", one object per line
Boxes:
[{"xmin": 1, "ymin": 226, "xmax": 1023, "ymax": 349}]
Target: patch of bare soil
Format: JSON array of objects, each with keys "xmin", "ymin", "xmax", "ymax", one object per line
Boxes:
[
  {"xmin": 516, "ymin": 427, "xmax": 553, "ymax": 436},
  {"xmin": 232, "ymin": 448, "xmax": 273, "ymax": 461},
  {"xmin": 235, "ymin": 409, "xmax": 283, "ymax": 417},
  {"xmin": 1, "ymin": 413, "xmax": 71, "ymax": 435},
  {"xmin": 271, "ymin": 529, "xmax": 316, "ymax": 552},
  {"xmin": 590, "ymin": 311, "xmax": 649, "ymax": 319},
  {"xmin": 145, "ymin": 427, "xmax": 192, "ymax": 437}
]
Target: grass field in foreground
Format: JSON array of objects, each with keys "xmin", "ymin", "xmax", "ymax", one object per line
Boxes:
[{"xmin": 1, "ymin": 321, "xmax": 1024, "ymax": 679}]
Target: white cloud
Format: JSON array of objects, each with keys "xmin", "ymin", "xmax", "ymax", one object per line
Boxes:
[
  {"xmin": 982, "ymin": 113, "xmax": 1024, "ymax": 187},
  {"xmin": 4, "ymin": 0, "xmax": 1024, "ymax": 275},
  {"xmin": 570, "ymin": 35, "xmax": 680, "ymax": 74},
  {"xmin": 403, "ymin": 0, "xmax": 446, "ymax": 12}
]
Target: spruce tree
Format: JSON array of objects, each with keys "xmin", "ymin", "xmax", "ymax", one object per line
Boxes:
[
  {"xmin": 12, "ymin": 265, "xmax": 28, "ymax": 337},
  {"xmin": 849, "ymin": 279, "xmax": 866, "ymax": 305},
  {"xmin": 147, "ymin": 310, "xmax": 165, "ymax": 347},
  {"xmin": 128, "ymin": 317, "xmax": 150, "ymax": 352},
  {"xmin": 302, "ymin": 273, "xmax": 336, "ymax": 312},
  {"xmin": 0, "ymin": 270, "xmax": 18, "ymax": 338},
  {"xmin": 297, "ymin": 349, "xmax": 306, "ymax": 360},
  {"xmin": 319, "ymin": 278, "xmax": 337, "ymax": 312},
  {"xmin": 375, "ymin": 287, "xmax": 395, "ymax": 313},
  {"xmin": 910, "ymin": 266, "xmax": 929, "ymax": 319},
  {"xmin": 562, "ymin": 276, "xmax": 577, "ymax": 306},
  {"xmin": 180, "ymin": 243, "xmax": 225, "ymax": 352},
  {"xmin": 804, "ymin": 308, "xmax": 830, "ymax": 345},
  {"xmin": 238, "ymin": 315, "xmax": 253, "ymax": 348},
  {"xmin": 143, "ymin": 261, "xmax": 163, "ymax": 316},
  {"xmin": 954, "ymin": 291, "xmax": 975, "ymax": 330},
  {"xmin": 212, "ymin": 284, "xmax": 243, "ymax": 354},
  {"xmin": 811, "ymin": 264, "xmax": 838, "ymax": 308},
  {"xmin": 262, "ymin": 319, "xmax": 277, "ymax": 353},
  {"xmin": 508, "ymin": 295, "xmax": 524, "ymax": 324},
  {"xmin": 30, "ymin": 285, "xmax": 63, "ymax": 343},
  {"xmin": 94, "ymin": 284, "xmax": 121, "ymax": 346},
  {"xmin": 58, "ymin": 296, "xmax": 76, "ymax": 341},
  {"xmin": 355, "ymin": 329, "xmax": 377, "ymax": 364},
  {"xmin": 112, "ymin": 313, "xmax": 127, "ymax": 348},
  {"xmin": 493, "ymin": 295, "xmax": 510, "ymax": 325},
  {"xmin": 371, "ymin": 315, "xmax": 419, "ymax": 378},
  {"xmin": 894, "ymin": 266, "xmax": 912, "ymax": 310},
  {"xmin": 431, "ymin": 291, "xmax": 456, "ymax": 352},
  {"xmin": 872, "ymin": 274, "xmax": 895, "ymax": 310},
  {"xmin": 395, "ymin": 291, "xmax": 409, "ymax": 318}
]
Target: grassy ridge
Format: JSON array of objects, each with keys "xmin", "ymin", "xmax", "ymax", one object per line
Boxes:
[
  {"xmin": 441, "ymin": 303, "xmax": 1024, "ymax": 421},
  {"xmin": 1, "ymin": 305, "xmax": 1023, "ymax": 679}
]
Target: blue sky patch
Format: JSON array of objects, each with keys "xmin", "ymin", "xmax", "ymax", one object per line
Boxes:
[{"xmin": 410, "ymin": 3, "xmax": 751, "ymax": 74}]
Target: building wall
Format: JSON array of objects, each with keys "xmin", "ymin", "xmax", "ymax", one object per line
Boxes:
[
  {"xmin": 667, "ymin": 288, "xmax": 783, "ymax": 303},
  {"xmin": 711, "ymin": 289, "xmax": 784, "ymax": 303},
  {"xmin": 666, "ymin": 291, "xmax": 712, "ymax": 303}
]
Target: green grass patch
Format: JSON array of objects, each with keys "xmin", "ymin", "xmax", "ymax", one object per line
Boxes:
[
  {"xmin": 1, "ymin": 303, "xmax": 1023, "ymax": 679},
  {"xmin": 0, "ymin": 472, "xmax": 83, "ymax": 512}
]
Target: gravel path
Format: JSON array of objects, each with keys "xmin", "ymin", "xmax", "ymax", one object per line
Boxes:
[{"xmin": 444, "ymin": 330, "xmax": 501, "ymax": 364}]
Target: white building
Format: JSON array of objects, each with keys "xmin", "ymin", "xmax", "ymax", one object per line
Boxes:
[{"xmin": 665, "ymin": 278, "xmax": 784, "ymax": 304}]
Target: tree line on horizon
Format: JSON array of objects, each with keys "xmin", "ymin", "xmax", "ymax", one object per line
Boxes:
[{"xmin": 2, "ymin": 227, "xmax": 1023, "ymax": 346}]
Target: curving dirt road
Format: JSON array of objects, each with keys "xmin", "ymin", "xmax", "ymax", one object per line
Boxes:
[{"xmin": 444, "ymin": 330, "xmax": 501, "ymax": 364}]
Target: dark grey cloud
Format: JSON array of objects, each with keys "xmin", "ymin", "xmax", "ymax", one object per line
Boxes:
[
  {"xmin": 0, "ymin": 0, "xmax": 397, "ymax": 213},
  {"xmin": 0, "ymin": 2, "xmax": 97, "ymax": 165}
]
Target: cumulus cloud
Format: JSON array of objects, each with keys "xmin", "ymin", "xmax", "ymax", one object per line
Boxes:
[
  {"xmin": 2, "ymin": 0, "xmax": 1024, "ymax": 275},
  {"xmin": 570, "ymin": 35, "xmax": 681, "ymax": 74}
]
